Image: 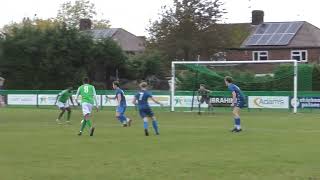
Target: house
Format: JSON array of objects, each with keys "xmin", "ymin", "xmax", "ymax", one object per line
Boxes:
[
  {"xmin": 226, "ymin": 10, "xmax": 320, "ymax": 64},
  {"xmin": 80, "ymin": 19, "xmax": 145, "ymax": 54}
]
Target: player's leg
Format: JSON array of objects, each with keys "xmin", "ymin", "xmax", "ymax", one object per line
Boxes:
[
  {"xmin": 65, "ymin": 107, "xmax": 72, "ymax": 124},
  {"xmin": 86, "ymin": 104, "xmax": 95, "ymax": 136},
  {"xmin": 64, "ymin": 102, "xmax": 71, "ymax": 123},
  {"xmin": 78, "ymin": 103, "xmax": 94, "ymax": 136},
  {"xmin": 206, "ymin": 98, "xmax": 213, "ymax": 113},
  {"xmin": 232, "ymin": 106, "xmax": 242, "ymax": 132},
  {"xmin": 123, "ymin": 106, "xmax": 133, "ymax": 127},
  {"xmin": 148, "ymin": 109, "xmax": 159, "ymax": 135},
  {"xmin": 57, "ymin": 108, "xmax": 65, "ymax": 124},
  {"xmin": 115, "ymin": 111, "xmax": 124, "ymax": 125},
  {"xmin": 116, "ymin": 106, "xmax": 127, "ymax": 127},
  {"xmin": 56, "ymin": 102, "xmax": 65, "ymax": 124},
  {"xmin": 140, "ymin": 109, "xmax": 149, "ymax": 136},
  {"xmin": 151, "ymin": 116, "xmax": 159, "ymax": 135}
]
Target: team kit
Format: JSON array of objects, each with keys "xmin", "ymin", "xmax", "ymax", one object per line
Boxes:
[{"xmin": 54, "ymin": 76, "xmax": 245, "ymax": 136}]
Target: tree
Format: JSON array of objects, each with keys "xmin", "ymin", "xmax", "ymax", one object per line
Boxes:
[
  {"xmin": 0, "ymin": 19, "xmax": 125, "ymax": 89},
  {"xmin": 57, "ymin": 0, "xmax": 110, "ymax": 29},
  {"xmin": 88, "ymin": 38, "xmax": 127, "ymax": 88},
  {"xmin": 92, "ymin": 19, "xmax": 111, "ymax": 29},
  {"xmin": 126, "ymin": 50, "xmax": 167, "ymax": 80},
  {"xmin": 148, "ymin": 0, "xmax": 226, "ymax": 61}
]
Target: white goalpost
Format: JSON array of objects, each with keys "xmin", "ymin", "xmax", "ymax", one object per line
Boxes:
[{"xmin": 171, "ymin": 60, "xmax": 298, "ymax": 113}]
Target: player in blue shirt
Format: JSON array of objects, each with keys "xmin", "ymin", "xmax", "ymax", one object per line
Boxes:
[
  {"xmin": 132, "ymin": 82, "xmax": 163, "ymax": 136},
  {"xmin": 225, "ymin": 76, "xmax": 245, "ymax": 133},
  {"xmin": 107, "ymin": 81, "xmax": 132, "ymax": 127}
]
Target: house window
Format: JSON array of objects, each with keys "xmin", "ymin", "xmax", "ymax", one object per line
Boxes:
[
  {"xmin": 291, "ymin": 50, "xmax": 308, "ymax": 62},
  {"xmin": 252, "ymin": 51, "xmax": 268, "ymax": 61}
]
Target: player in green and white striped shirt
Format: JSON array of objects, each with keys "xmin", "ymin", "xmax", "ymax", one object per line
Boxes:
[
  {"xmin": 76, "ymin": 77, "xmax": 99, "ymax": 136},
  {"xmin": 54, "ymin": 87, "xmax": 74, "ymax": 124}
]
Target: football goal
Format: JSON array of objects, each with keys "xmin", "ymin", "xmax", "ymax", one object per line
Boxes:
[{"xmin": 170, "ymin": 60, "xmax": 299, "ymax": 113}]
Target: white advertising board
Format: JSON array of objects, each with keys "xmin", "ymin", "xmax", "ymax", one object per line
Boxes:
[
  {"xmin": 38, "ymin": 94, "xmax": 57, "ymax": 105},
  {"xmin": 174, "ymin": 96, "xmax": 207, "ymax": 108},
  {"xmin": 102, "ymin": 95, "xmax": 170, "ymax": 107},
  {"xmin": 248, "ymin": 96, "xmax": 289, "ymax": 109},
  {"xmin": 8, "ymin": 94, "xmax": 37, "ymax": 105}
]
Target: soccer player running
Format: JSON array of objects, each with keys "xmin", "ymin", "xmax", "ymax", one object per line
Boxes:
[
  {"xmin": 132, "ymin": 82, "xmax": 163, "ymax": 136},
  {"xmin": 224, "ymin": 76, "xmax": 245, "ymax": 133},
  {"xmin": 106, "ymin": 81, "xmax": 132, "ymax": 127},
  {"xmin": 76, "ymin": 77, "xmax": 99, "ymax": 136},
  {"xmin": 54, "ymin": 87, "xmax": 75, "ymax": 124},
  {"xmin": 197, "ymin": 84, "xmax": 213, "ymax": 113}
]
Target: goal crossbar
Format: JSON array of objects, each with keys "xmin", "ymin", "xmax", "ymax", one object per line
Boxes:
[{"xmin": 171, "ymin": 60, "xmax": 298, "ymax": 113}]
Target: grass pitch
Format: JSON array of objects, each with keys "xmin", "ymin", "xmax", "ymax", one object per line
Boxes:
[{"xmin": 0, "ymin": 107, "xmax": 320, "ymax": 180}]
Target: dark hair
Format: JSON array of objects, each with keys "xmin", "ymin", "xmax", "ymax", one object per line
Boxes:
[
  {"xmin": 200, "ymin": 84, "xmax": 205, "ymax": 87},
  {"xmin": 83, "ymin": 77, "xmax": 89, "ymax": 84},
  {"xmin": 224, "ymin": 76, "xmax": 233, "ymax": 83},
  {"xmin": 139, "ymin": 82, "xmax": 148, "ymax": 88},
  {"xmin": 113, "ymin": 81, "xmax": 120, "ymax": 87}
]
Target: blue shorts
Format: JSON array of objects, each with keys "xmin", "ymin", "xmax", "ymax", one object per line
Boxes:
[
  {"xmin": 235, "ymin": 101, "xmax": 245, "ymax": 108},
  {"xmin": 139, "ymin": 108, "xmax": 154, "ymax": 118},
  {"xmin": 116, "ymin": 106, "xmax": 126, "ymax": 115}
]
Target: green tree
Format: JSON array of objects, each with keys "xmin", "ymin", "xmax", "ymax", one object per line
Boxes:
[
  {"xmin": 0, "ymin": 19, "xmax": 125, "ymax": 89},
  {"xmin": 148, "ymin": 0, "xmax": 226, "ymax": 61},
  {"xmin": 57, "ymin": 0, "xmax": 110, "ymax": 29},
  {"xmin": 88, "ymin": 38, "xmax": 127, "ymax": 88},
  {"xmin": 126, "ymin": 50, "xmax": 167, "ymax": 80}
]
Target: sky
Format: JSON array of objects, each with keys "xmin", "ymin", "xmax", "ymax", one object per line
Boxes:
[{"xmin": 0, "ymin": 0, "xmax": 319, "ymax": 36}]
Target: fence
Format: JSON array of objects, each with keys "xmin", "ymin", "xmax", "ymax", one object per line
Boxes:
[{"xmin": 0, "ymin": 90, "xmax": 320, "ymax": 111}]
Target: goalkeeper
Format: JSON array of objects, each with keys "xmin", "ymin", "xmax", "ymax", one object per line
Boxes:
[{"xmin": 197, "ymin": 84, "xmax": 213, "ymax": 112}]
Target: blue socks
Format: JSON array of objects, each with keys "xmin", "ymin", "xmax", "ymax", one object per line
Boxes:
[
  {"xmin": 234, "ymin": 118, "xmax": 241, "ymax": 130},
  {"xmin": 143, "ymin": 118, "xmax": 148, "ymax": 129},
  {"xmin": 143, "ymin": 118, "xmax": 160, "ymax": 134},
  {"xmin": 152, "ymin": 120, "xmax": 159, "ymax": 134},
  {"xmin": 118, "ymin": 115, "xmax": 127, "ymax": 124}
]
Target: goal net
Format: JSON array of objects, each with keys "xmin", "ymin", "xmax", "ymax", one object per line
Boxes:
[{"xmin": 170, "ymin": 60, "xmax": 305, "ymax": 113}]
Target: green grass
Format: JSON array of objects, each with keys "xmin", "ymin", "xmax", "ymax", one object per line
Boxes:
[{"xmin": 0, "ymin": 108, "xmax": 320, "ymax": 180}]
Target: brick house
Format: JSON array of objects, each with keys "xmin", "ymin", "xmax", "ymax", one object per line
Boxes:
[{"xmin": 226, "ymin": 11, "xmax": 320, "ymax": 64}]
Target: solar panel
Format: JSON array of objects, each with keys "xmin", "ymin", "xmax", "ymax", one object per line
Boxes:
[
  {"xmin": 257, "ymin": 34, "xmax": 272, "ymax": 45},
  {"xmin": 267, "ymin": 34, "xmax": 283, "ymax": 45},
  {"xmin": 277, "ymin": 23, "xmax": 290, "ymax": 33},
  {"xmin": 277, "ymin": 34, "xmax": 295, "ymax": 45},
  {"xmin": 246, "ymin": 35, "xmax": 262, "ymax": 45},
  {"xmin": 265, "ymin": 23, "xmax": 279, "ymax": 34},
  {"xmin": 287, "ymin": 22, "xmax": 304, "ymax": 33},
  {"xmin": 244, "ymin": 22, "xmax": 303, "ymax": 46}
]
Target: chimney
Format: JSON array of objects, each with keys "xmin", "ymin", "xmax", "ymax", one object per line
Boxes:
[
  {"xmin": 252, "ymin": 10, "xmax": 264, "ymax": 25},
  {"xmin": 79, "ymin": 19, "xmax": 92, "ymax": 30}
]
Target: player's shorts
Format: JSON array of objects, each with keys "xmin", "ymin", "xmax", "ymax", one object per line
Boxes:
[
  {"xmin": 200, "ymin": 97, "xmax": 210, "ymax": 104},
  {"xmin": 56, "ymin": 101, "xmax": 70, "ymax": 109},
  {"xmin": 139, "ymin": 108, "xmax": 154, "ymax": 118},
  {"xmin": 116, "ymin": 106, "xmax": 126, "ymax": 115},
  {"xmin": 82, "ymin": 102, "xmax": 93, "ymax": 116},
  {"xmin": 235, "ymin": 101, "xmax": 245, "ymax": 108}
]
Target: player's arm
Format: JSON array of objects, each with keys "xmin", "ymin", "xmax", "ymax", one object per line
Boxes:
[
  {"xmin": 55, "ymin": 93, "xmax": 61, "ymax": 105},
  {"xmin": 150, "ymin": 97, "xmax": 163, "ymax": 106},
  {"xmin": 116, "ymin": 94, "xmax": 121, "ymax": 106},
  {"xmin": 132, "ymin": 96, "xmax": 137, "ymax": 105},
  {"xmin": 93, "ymin": 86, "xmax": 99, "ymax": 111},
  {"xmin": 231, "ymin": 91, "xmax": 237, "ymax": 106},
  {"xmin": 69, "ymin": 96, "xmax": 75, "ymax": 106},
  {"xmin": 106, "ymin": 95, "xmax": 116, "ymax": 100},
  {"xmin": 75, "ymin": 87, "xmax": 80, "ymax": 105}
]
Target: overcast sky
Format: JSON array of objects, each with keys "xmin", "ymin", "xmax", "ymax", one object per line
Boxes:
[{"xmin": 0, "ymin": 0, "xmax": 318, "ymax": 36}]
